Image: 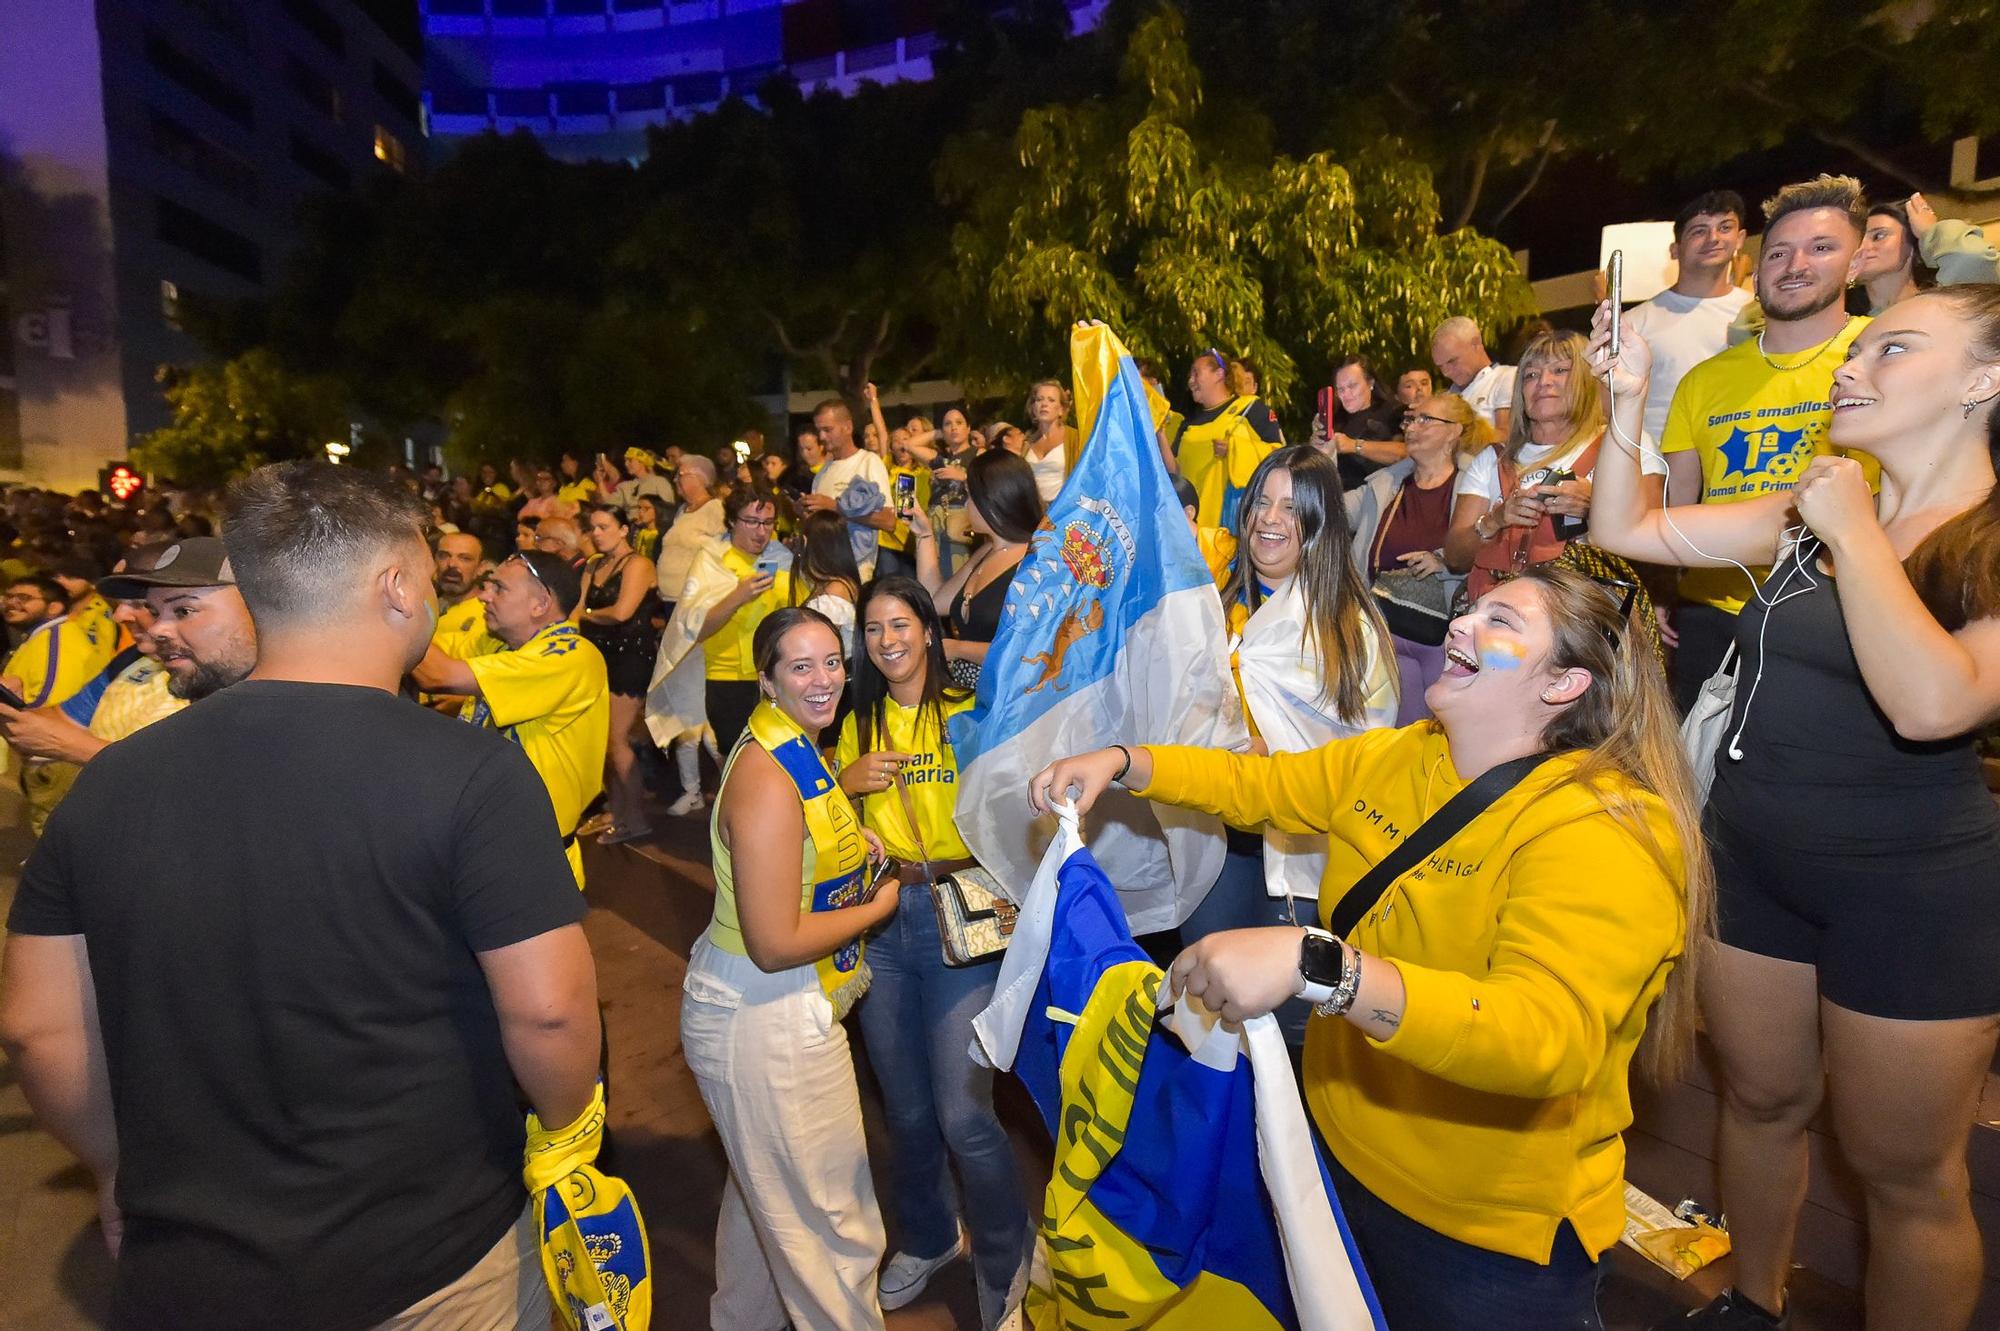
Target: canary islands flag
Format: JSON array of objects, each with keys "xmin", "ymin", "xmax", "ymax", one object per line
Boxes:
[
  {"xmin": 951, "ymin": 323, "xmax": 1247, "ymax": 933},
  {"xmin": 974, "ymin": 804, "xmax": 1385, "ymax": 1330}
]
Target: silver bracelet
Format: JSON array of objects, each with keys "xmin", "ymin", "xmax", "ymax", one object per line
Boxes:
[{"xmin": 1315, "ymin": 944, "xmax": 1363, "ymax": 1018}]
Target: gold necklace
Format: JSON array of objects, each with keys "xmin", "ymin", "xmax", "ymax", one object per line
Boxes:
[{"xmin": 1754, "ymin": 316, "xmax": 1857, "ymax": 373}]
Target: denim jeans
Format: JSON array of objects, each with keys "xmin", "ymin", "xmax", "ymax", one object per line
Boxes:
[
  {"xmin": 855, "ymin": 884, "xmax": 1030, "ymax": 1329},
  {"xmin": 1326, "ymin": 1150, "xmax": 1604, "ymax": 1331},
  {"xmin": 1176, "ymin": 832, "xmax": 1314, "ymax": 1046}
]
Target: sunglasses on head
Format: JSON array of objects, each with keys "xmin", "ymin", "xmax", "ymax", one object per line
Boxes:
[
  {"xmin": 1204, "ymin": 347, "xmax": 1227, "ymax": 375},
  {"xmin": 503, "ymin": 552, "xmax": 555, "ymax": 600}
]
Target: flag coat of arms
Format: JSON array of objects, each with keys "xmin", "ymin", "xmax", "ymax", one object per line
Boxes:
[
  {"xmin": 974, "ymin": 804, "xmax": 1386, "ymax": 1331},
  {"xmin": 951, "ymin": 323, "xmax": 1247, "ymax": 933}
]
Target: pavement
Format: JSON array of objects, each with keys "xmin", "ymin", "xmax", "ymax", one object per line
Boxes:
[{"xmin": 0, "ymin": 782, "xmax": 1864, "ymax": 1331}]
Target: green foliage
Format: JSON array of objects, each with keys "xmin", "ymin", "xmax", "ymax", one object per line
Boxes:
[
  {"xmin": 133, "ymin": 350, "xmax": 346, "ymax": 486},
  {"xmin": 944, "ymin": 9, "xmax": 1535, "ymax": 419}
]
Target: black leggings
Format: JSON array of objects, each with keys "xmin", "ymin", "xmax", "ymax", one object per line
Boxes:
[{"xmin": 705, "ymin": 679, "xmax": 761, "ymax": 758}]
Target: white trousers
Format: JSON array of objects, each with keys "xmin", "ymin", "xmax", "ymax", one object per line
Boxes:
[{"xmin": 681, "ymin": 932, "xmax": 886, "ymax": 1331}]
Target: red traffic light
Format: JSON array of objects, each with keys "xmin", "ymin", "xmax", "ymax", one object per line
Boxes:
[{"xmin": 102, "ymin": 463, "xmax": 145, "ymax": 503}]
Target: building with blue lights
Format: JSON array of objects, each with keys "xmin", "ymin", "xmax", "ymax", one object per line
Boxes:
[{"xmin": 423, "ymin": 0, "xmax": 1107, "ymax": 163}]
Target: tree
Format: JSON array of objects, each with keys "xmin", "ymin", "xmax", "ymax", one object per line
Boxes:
[
  {"xmin": 939, "ymin": 8, "xmax": 1536, "ymax": 419},
  {"xmin": 133, "ymin": 350, "xmax": 348, "ymax": 486}
]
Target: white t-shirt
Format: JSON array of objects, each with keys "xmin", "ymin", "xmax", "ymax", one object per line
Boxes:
[
  {"xmin": 1623, "ymin": 287, "xmax": 1754, "ymax": 443},
  {"xmin": 812, "ymin": 448, "xmax": 892, "ymax": 578},
  {"xmin": 1027, "ymin": 444, "xmax": 1067, "ymax": 503},
  {"xmin": 1454, "ymin": 431, "xmax": 1665, "ymax": 504},
  {"xmin": 654, "ymin": 497, "xmax": 725, "ymax": 602},
  {"xmin": 1451, "ymin": 362, "xmax": 1519, "ymax": 427}
]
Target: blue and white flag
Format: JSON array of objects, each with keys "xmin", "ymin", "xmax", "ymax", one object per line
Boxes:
[
  {"xmin": 951, "ymin": 323, "xmax": 1248, "ymax": 933},
  {"xmin": 973, "ymin": 803, "xmax": 1385, "ymax": 1330}
]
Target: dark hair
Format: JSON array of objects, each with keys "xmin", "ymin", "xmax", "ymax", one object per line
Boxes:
[
  {"xmin": 52, "ymin": 551, "xmax": 107, "ymax": 583},
  {"xmin": 583, "ymin": 503, "xmax": 629, "ymax": 534},
  {"xmin": 513, "ymin": 548, "xmax": 582, "ymax": 611},
  {"xmin": 967, "ymin": 450, "xmax": 1044, "ymax": 543},
  {"xmin": 752, "ymin": 605, "xmax": 841, "ymax": 681},
  {"xmin": 1672, "ymin": 190, "xmax": 1747, "ymax": 242},
  {"xmin": 9, "ymin": 572, "xmax": 69, "ymax": 608},
  {"xmin": 794, "ymin": 510, "xmax": 861, "ymax": 604},
  {"xmin": 724, "ymin": 482, "xmax": 780, "ymax": 527},
  {"xmin": 1170, "ymin": 473, "xmax": 1198, "ymax": 513},
  {"xmin": 1867, "ymin": 199, "xmax": 1938, "ymax": 289},
  {"xmin": 223, "ymin": 461, "xmax": 429, "ymax": 624},
  {"xmin": 1904, "ymin": 286, "xmax": 2000, "ymax": 631},
  {"xmin": 849, "ymin": 578, "xmax": 971, "ymax": 759},
  {"xmin": 1328, "ymin": 355, "xmax": 1392, "ymax": 428},
  {"xmin": 1228, "ymin": 446, "xmax": 1390, "ymax": 724}
]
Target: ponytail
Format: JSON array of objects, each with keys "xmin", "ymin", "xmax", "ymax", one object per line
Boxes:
[{"xmin": 1522, "ymin": 566, "xmax": 1715, "ymax": 1084}]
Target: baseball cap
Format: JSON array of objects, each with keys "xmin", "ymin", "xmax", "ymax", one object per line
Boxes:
[{"xmin": 97, "ymin": 537, "xmax": 234, "ymax": 598}]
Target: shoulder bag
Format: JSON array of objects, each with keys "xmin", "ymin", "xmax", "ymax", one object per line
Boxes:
[
  {"xmin": 893, "ymin": 770, "xmax": 1017, "ymax": 966},
  {"xmin": 1313, "ymin": 752, "xmax": 1552, "ymax": 940},
  {"xmin": 1680, "ymin": 642, "xmax": 1738, "ymax": 802}
]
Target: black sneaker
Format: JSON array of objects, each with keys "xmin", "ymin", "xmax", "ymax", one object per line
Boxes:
[{"xmin": 1655, "ymin": 1288, "xmax": 1789, "ymax": 1329}]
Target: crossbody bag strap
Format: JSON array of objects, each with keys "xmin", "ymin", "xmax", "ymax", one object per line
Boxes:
[
  {"xmin": 889, "ymin": 768, "xmax": 936, "ymax": 884},
  {"xmin": 1323, "ymin": 752, "xmax": 1552, "ymax": 940}
]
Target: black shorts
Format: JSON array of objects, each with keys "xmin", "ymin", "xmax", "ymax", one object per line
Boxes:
[{"xmin": 1708, "ymin": 804, "xmax": 2000, "ymax": 1020}]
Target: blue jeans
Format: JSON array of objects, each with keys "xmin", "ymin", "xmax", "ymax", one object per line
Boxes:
[
  {"xmin": 1177, "ymin": 832, "xmax": 1313, "ymax": 1046},
  {"xmin": 856, "ymin": 884, "xmax": 1030, "ymax": 1329},
  {"xmin": 1327, "ymin": 1151, "xmax": 1604, "ymax": 1330}
]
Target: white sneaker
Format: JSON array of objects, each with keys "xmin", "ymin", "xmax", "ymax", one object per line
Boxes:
[
  {"xmin": 665, "ymin": 790, "xmax": 705, "ymax": 817},
  {"xmin": 877, "ymin": 1229, "xmax": 967, "ymax": 1311}
]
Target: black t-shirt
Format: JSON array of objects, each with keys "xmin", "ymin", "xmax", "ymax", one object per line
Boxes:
[
  {"xmin": 1332, "ymin": 400, "xmax": 1404, "ymax": 489},
  {"xmin": 7, "ymin": 681, "xmax": 588, "ymax": 1331}
]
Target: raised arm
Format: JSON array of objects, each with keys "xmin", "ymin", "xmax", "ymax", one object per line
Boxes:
[
  {"xmin": 723, "ymin": 748, "xmax": 898, "ymax": 972},
  {"xmin": 1584, "ymin": 301, "xmax": 1794, "ymax": 570}
]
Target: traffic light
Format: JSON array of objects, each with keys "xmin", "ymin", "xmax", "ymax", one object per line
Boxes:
[{"xmin": 101, "ymin": 463, "xmax": 145, "ymax": 504}]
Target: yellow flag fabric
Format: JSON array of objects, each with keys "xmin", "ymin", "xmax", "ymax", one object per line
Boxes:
[{"xmin": 526, "ymin": 1084, "xmax": 652, "ymax": 1331}]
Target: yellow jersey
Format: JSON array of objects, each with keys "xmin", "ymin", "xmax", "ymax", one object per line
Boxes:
[
  {"xmin": 68, "ymin": 593, "xmax": 125, "ymax": 677},
  {"xmin": 435, "ymin": 595, "xmax": 490, "ymax": 641},
  {"xmin": 1173, "ymin": 396, "xmax": 1282, "ymax": 528},
  {"xmin": 7, "ymin": 616, "xmax": 104, "ymax": 710},
  {"xmin": 1662, "ymin": 316, "xmax": 1872, "ymax": 612},
  {"xmin": 443, "ymin": 620, "xmax": 610, "ymax": 887},
  {"xmin": 1138, "ymin": 724, "xmax": 1685, "ymax": 1266},
  {"xmin": 836, "ymin": 692, "xmax": 974, "ymax": 862},
  {"xmin": 557, "ymin": 477, "xmax": 598, "ymax": 507},
  {"xmin": 877, "ymin": 465, "xmax": 933, "ymax": 555},
  {"xmin": 704, "ymin": 545, "xmax": 793, "ymax": 682}
]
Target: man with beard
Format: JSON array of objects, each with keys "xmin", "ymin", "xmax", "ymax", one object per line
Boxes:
[
  {"xmin": 1, "ymin": 573, "xmax": 98, "ymax": 710},
  {"xmin": 1657, "ymin": 174, "xmax": 1873, "ymax": 710},
  {"xmin": 431, "ymin": 530, "xmax": 489, "ymax": 639},
  {"xmin": 0, "ymin": 463, "xmax": 599, "ymax": 1330}
]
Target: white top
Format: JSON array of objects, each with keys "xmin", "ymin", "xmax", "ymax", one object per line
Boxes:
[
  {"xmin": 654, "ymin": 497, "xmax": 726, "ymax": 601},
  {"xmin": 812, "ymin": 448, "xmax": 892, "ymax": 579},
  {"xmin": 612, "ymin": 473, "xmax": 675, "ymax": 516},
  {"xmin": 1624, "ymin": 287, "xmax": 1754, "ymax": 442},
  {"xmin": 805, "ymin": 591, "xmax": 856, "ymax": 658},
  {"xmin": 1454, "ymin": 429, "xmax": 1665, "ymax": 504},
  {"xmin": 1027, "ymin": 442, "xmax": 1067, "ymax": 502},
  {"xmin": 1450, "ymin": 362, "xmax": 1519, "ymax": 427}
]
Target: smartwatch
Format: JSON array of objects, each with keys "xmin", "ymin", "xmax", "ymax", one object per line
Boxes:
[{"xmin": 1296, "ymin": 928, "xmax": 1346, "ymax": 1005}]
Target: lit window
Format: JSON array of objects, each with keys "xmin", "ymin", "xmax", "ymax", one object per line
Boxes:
[
  {"xmin": 373, "ymin": 125, "xmax": 407, "ymax": 174},
  {"xmin": 160, "ymin": 279, "xmax": 182, "ymax": 330}
]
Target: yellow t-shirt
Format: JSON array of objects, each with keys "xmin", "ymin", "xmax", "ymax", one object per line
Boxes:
[
  {"xmin": 836, "ymin": 693, "xmax": 974, "ymax": 862},
  {"xmin": 877, "ymin": 466, "xmax": 933, "ymax": 554},
  {"xmin": 705, "ymin": 545, "xmax": 793, "ymax": 682},
  {"xmin": 1662, "ymin": 316, "xmax": 1872, "ymax": 612},
  {"xmin": 69, "ymin": 593, "xmax": 125, "ymax": 678},
  {"xmin": 435, "ymin": 595, "xmax": 489, "ymax": 641},
  {"xmin": 1138, "ymin": 724, "xmax": 1686, "ymax": 1267},
  {"xmin": 7, "ymin": 617, "xmax": 104, "ymax": 710},
  {"xmin": 90, "ymin": 656, "xmax": 185, "ymax": 741},
  {"xmin": 445, "ymin": 620, "xmax": 609, "ymax": 887},
  {"xmin": 557, "ymin": 477, "xmax": 598, "ymax": 506}
]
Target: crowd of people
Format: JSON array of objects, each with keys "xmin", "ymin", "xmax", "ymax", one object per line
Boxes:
[{"xmin": 0, "ymin": 171, "xmax": 1996, "ymax": 1331}]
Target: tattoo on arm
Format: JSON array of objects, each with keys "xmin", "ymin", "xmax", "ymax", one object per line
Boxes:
[{"xmin": 1369, "ymin": 1009, "xmax": 1400, "ymax": 1028}]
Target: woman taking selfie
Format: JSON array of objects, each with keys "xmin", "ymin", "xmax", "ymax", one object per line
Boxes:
[
  {"xmin": 837, "ymin": 579, "xmax": 1029, "ymax": 1329},
  {"xmin": 1588, "ymin": 288, "xmax": 2000, "ymax": 1331},
  {"xmin": 905, "ymin": 450, "xmax": 1045, "ymax": 688},
  {"xmin": 576, "ymin": 505, "xmax": 661, "ymax": 845},
  {"xmin": 1031, "ymin": 566, "xmax": 1709, "ymax": 1329},
  {"xmin": 682, "ymin": 607, "xmax": 897, "ymax": 1331}
]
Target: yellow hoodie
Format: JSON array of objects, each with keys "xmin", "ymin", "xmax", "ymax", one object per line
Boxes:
[{"xmin": 1138, "ymin": 722, "xmax": 1685, "ymax": 1265}]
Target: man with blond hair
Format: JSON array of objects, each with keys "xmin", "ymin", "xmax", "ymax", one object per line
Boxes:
[{"xmin": 1430, "ymin": 316, "xmax": 1517, "ymax": 434}]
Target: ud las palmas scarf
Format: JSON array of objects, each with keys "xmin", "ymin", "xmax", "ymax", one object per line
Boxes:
[
  {"xmin": 524, "ymin": 1082, "xmax": 652, "ymax": 1330},
  {"xmin": 973, "ymin": 803, "xmax": 1386, "ymax": 1330}
]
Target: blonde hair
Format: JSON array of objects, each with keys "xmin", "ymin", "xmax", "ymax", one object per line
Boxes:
[
  {"xmin": 1224, "ymin": 358, "xmax": 1260, "ymax": 399},
  {"xmin": 1504, "ymin": 330, "xmax": 1604, "ymax": 466},
  {"xmin": 1761, "ymin": 173, "xmax": 1867, "ymax": 241},
  {"xmin": 1023, "ymin": 380, "xmax": 1072, "ymax": 438},
  {"xmin": 1418, "ymin": 393, "xmax": 1497, "ymax": 454},
  {"xmin": 1521, "ymin": 566, "xmax": 1715, "ymax": 1084}
]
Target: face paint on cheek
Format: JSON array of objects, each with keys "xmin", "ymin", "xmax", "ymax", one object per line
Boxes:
[{"xmin": 1479, "ymin": 639, "xmax": 1529, "ymax": 672}]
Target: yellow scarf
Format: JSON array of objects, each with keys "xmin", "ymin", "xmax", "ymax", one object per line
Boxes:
[{"xmin": 744, "ymin": 700, "xmax": 872, "ymax": 1018}]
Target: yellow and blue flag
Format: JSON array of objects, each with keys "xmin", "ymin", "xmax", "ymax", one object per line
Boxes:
[
  {"xmin": 525, "ymin": 1084, "xmax": 652, "ymax": 1331},
  {"xmin": 951, "ymin": 322, "xmax": 1247, "ymax": 931},
  {"xmin": 974, "ymin": 805, "xmax": 1385, "ymax": 1330}
]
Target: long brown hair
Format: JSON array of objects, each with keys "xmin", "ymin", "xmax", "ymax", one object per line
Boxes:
[
  {"xmin": 1521, "ymin": 565, "xmax": 1715, "ymax": 1084},
  {"xmin": 1229, "ymin": 446, "xmax": 1394, "ymax": 725},
  {"xmin": 1903, "ymin": 286, "xmax": 2000, "ymax": 632}
]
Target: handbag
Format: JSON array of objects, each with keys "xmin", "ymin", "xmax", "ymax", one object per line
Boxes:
[
  {"xmin": 942, "ymin": 505, "xmax": 975, "ymax": 546},
  {"xmin": 1370, "ymin": 569, "xmax": 1452, "ymax": 646},
  {"xmin": 892, "ymin": 770, "xmax": 1016, "ymax": 966},
  {"xmin": 1680, "ymin": 642, "xmax": 1738, "ymax": 802},
  {"xmin": 1319, "ymin": 752, "xmax": 1552, "ymax": 939}
]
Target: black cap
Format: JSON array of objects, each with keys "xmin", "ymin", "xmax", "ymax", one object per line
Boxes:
[{"xmin": 97, "ymin": 537, "xmax": 234, "ymax": 598}]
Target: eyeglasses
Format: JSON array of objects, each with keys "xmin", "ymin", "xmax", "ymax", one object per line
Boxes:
[
  {"xmin": 1594, "ymin": 577, "xmax": 1640, "ymax": 647},
  {"xmin": 735, "ymin": 514, "xmax": 778, "ymax": 529},
  {"xmin": 2, "ymin": 592, "xmax": 46, "ymax": 605},
  {"xmin": 1402, "ymin": 412, "xmax": 1456, "ymax": 428},
  {"xmin": 1204, "ymin": 347, "xmax": 1228, "ymax": 375}
]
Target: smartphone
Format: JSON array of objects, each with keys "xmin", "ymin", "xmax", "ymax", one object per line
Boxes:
[
  {"xmin": 1607, "ymin": 249, "xmax": 1624, "ymax": 360},
  {"xmin": 0, "ymin": 682, "xmax": 25, "ymax": 710},
  {"xmin": 754, "ymin": 554, "xmax": 779, "ymax": 577},
  {"xmin": 894, "ymin": 473, "xmax": 917, "ymax": 510},
  {"xmin": 732, "ymin": 439, "xmax": 751, "ymax": 464},
  {"xmin": 858, "ymin": 857, "xmax": 903, "ymax": 905}
]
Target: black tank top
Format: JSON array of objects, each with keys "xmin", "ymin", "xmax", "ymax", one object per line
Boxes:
[
  {"xmin": 950, "ymin": 552, "xmax": 1018, "ymax": 643},
  {"xmin": 1709, "ymin": 538, "xmax": 1998, "ymax": 852},
  {"xmin": 580, "ymin": 555, "xmax": 657, "ymax": 657}
]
